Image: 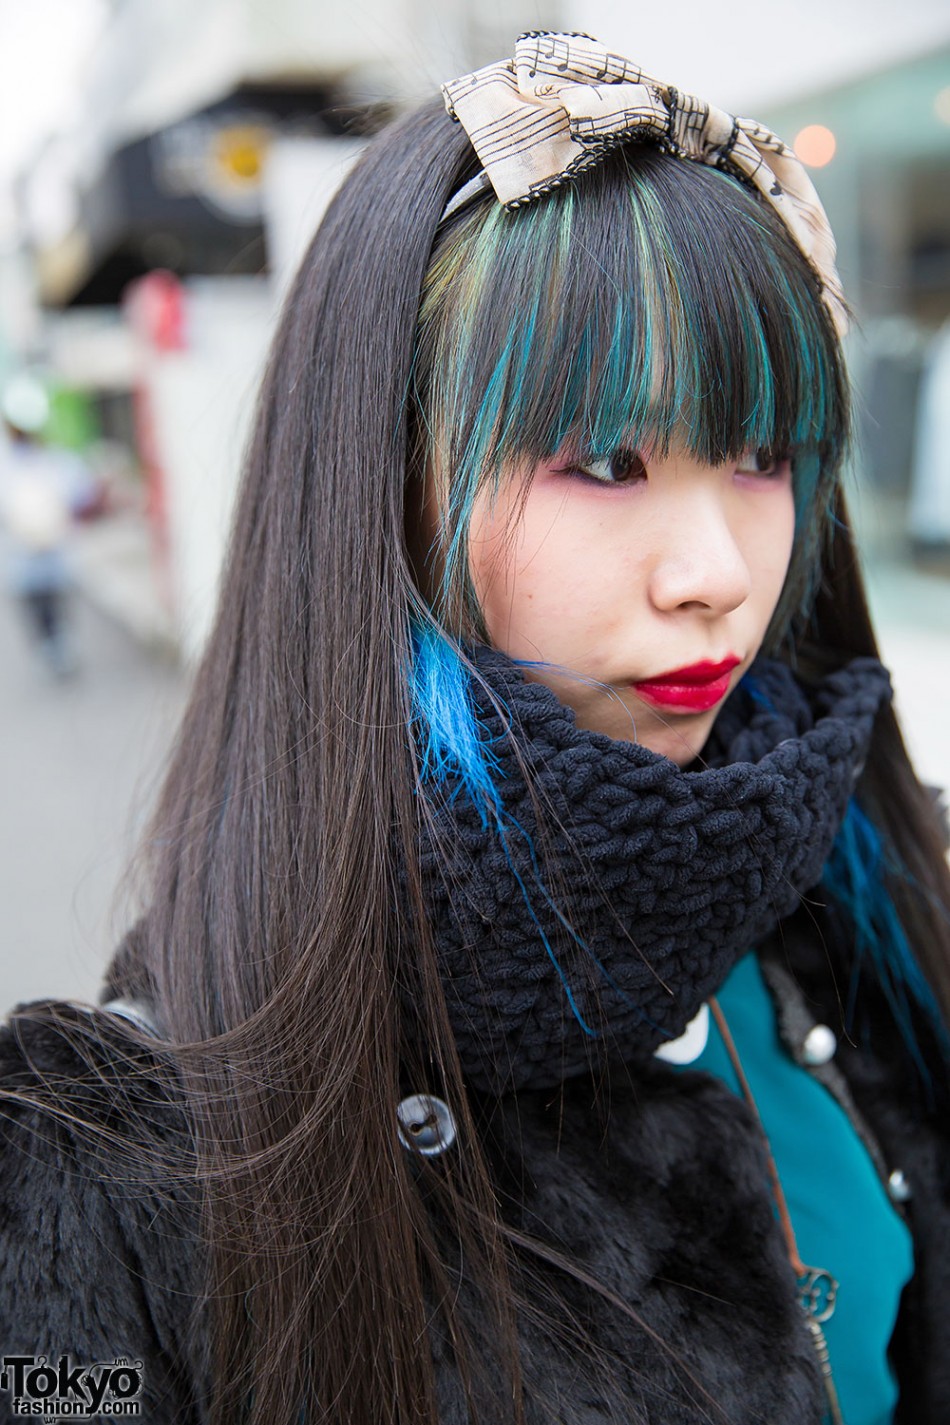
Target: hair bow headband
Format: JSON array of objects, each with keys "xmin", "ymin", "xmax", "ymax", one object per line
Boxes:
[{"xmin": 441, "ymin": 32, "xmax": 848, "ymax": 338}]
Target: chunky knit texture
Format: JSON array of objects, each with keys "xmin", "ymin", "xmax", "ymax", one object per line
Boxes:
[
  {"xmin": 418, "ymin": 649, "xmax": 892, "ymax": 1093},
  {"xmin": 4, "ymin": 648, "xmax": 949, "ymax": 1425}
]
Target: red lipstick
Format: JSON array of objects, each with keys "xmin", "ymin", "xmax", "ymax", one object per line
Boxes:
[{"xmin": 633, "ymin": 656, "xmax": 741, "ymax": 712}]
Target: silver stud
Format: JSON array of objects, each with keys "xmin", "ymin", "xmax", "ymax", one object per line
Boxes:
[
  {"xmin": 887, "ymin": 1169, "xmax": 912, "ymax": 1203},
  {"xmin": 802, "ymin": 1024, "xmax": 837, "ymax": 1066},
  {"xmin": 397, "ymin": 1094, "xmax": 457, "ymax": 1157}
]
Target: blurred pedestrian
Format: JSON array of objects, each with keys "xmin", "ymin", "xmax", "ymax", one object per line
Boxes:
[{"xmin": 0, "ymin": 387, "xmax": 97, "ymax": 677}]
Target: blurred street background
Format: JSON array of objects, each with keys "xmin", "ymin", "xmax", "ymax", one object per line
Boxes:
[{"xmin": 1, "ymin": 0, "xmax": 949, "ymax": 1009}]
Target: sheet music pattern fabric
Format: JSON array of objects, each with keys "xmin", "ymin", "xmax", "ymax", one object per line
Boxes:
[{"xmin": 442, "ymin": 32, "xmax": 847, "ymax": 338}]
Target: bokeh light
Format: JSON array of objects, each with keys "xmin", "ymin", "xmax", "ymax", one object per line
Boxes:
[{"xmin": 793, "ymin": 124, "xmax": 837, "ymax": 167}]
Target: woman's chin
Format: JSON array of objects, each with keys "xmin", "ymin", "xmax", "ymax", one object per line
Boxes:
[{"xmin": 573, "ymin": 703, "xmax": 719, "ymax": 765}]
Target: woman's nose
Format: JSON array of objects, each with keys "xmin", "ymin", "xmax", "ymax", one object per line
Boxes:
[{"xmin": 646, "ymin": 500, "xmax": 752, "ymax": 616}]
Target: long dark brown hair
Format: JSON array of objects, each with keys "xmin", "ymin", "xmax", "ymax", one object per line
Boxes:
[{"xmin": 13, "ymin": 97, "xmax": 950, "ymax": 1425}]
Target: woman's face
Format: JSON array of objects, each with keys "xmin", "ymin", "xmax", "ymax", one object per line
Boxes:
[{"xmin": 466, "ymin": 443, "xmax": 796, "ymax": 766}]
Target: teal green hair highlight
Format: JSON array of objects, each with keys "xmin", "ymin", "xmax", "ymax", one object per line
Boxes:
[
  {"xmin": 413, "ymin": 146, "xmax": 847, "ymax": 645},
  {"xmin": 408, "ymin": 146, "xmax": 851, "ymax": 1052}
]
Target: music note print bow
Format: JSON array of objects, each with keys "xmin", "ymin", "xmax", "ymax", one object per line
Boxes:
[{"xmin": 442, "ymin": 32, "xmax": 848, "ymax": 338}]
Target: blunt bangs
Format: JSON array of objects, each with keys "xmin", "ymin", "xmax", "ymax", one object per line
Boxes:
[{"xmin": 413, "ymin": 144, "xmax": 848, "ymax": 642}]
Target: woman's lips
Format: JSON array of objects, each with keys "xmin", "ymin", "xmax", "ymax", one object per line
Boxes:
[{"xmin": 632, "ymin": 657, "xmax": 742, "ymax": 713}]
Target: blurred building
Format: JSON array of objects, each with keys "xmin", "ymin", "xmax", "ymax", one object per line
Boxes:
[
  {"xmin": 4, "ymin": 0, "xmax": 562, "ymax": 659},
  {"xmin": 5, "ymin": 7, "xmax": 947, "ymax": 658},
  {"xmin": 758, "ymin": 47, "xmax": 950, "ymax": 527}
]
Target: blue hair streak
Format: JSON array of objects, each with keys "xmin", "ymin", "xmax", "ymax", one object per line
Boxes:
[
  {"xmin": 822, "ymin": 799, "xmax": 950, "ymax": 1103},
  {"xmin": 408, "ymin": 620, "xmax": 504, "ymax": 828},
  {"xmin": 743, "ymin": 670, "xmax": 949, "ymax": 1099},
  {"xmin": 408, "ymin": 146, "xmax": 851, "ymax": 1048},
  {"xmin": 408, "ymin": 622, "xmax": 662, "ymax": 1038}
]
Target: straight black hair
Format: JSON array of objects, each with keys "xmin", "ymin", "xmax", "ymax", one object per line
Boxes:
[{"xmin": 8, "ymin": 96, "xmax": 950, "ymax": 1425}]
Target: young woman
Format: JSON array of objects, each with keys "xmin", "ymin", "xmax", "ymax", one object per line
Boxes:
[{"xmin": 2, "ymin": 32, "xmax": 949, "ymax": 1425}]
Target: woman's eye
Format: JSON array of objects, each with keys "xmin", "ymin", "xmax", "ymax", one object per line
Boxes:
[
  {"xmin": 575, "ymin": 449, "xmax": 647, "ymax": 485},
  {"xmin": 736, "ymin": 448, "xmax": 787, "ymax": 477}
]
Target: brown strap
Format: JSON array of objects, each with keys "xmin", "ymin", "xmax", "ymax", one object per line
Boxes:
[
  {"xmin": 709, "ymin": 995, "xmax": 807, "ymax": 1276},
  {"xmin": 708, "ymin": 995, "xmax": 844, "ymax": 1422}
]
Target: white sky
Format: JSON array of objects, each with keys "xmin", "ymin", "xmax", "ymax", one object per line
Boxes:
[
  {"xmin": 0, "ymin": 0, "xmax": 948, "ymax": 220},
  {"xmin": 0, "ymin": 0, "xmax": 107, "ymax": 188},
  {"xmin": 570, "ymin": 0, "xmax": 950, "ymax": 113}
]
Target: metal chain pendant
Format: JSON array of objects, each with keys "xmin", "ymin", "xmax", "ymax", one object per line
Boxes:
[
  {"xmin": 798, "ymin": 1266, "xmax": 844, "ymax": 1424},
  {"xmin": 798, "ymin": 1266, "xmax": 838, "ymax": 1324},
  {"xmin": 708, "ymin": 999, "xmax": 848, "ymax": 1424},
  {"xmin": 805, "ymin": 1317, "xmax": 845, "ymax": 1424}
]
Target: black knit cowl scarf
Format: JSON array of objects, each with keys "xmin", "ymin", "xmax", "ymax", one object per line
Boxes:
[{"xmin": 412, "ymin": 645, "xmax": 892, "ymax": 1096}]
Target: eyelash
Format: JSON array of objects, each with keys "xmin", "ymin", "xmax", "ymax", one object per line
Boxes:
[
  {"xmin": 735, "ymin": 449, "xmax": 789, "ymax": 478},
  {"xmin": 557, "ymin": 448, "xmax": 789, "ymax": 486},
  {"xmin": 557, "ymin": 449, "xmax": 646, "ymax": 486}
]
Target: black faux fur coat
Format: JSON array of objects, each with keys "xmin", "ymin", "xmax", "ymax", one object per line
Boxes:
[{"xmin": 1, "ymin": 915, "xmax": 947, "ymax": 1424}]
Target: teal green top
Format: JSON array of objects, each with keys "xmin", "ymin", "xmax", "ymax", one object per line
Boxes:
[{"xmin": 667, "ymin": 952, "xmax": 914, "ymax": 1425}]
